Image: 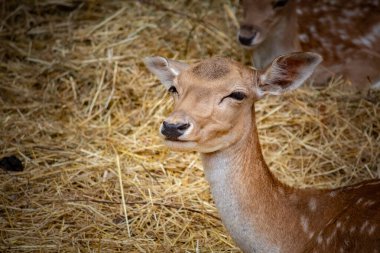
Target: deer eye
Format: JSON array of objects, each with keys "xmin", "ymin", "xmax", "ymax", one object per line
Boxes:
[
  {"xmin": 272, "ymin": 0, "xmax": 288, "ymax": 9},
  {"xmin": 227, "ymin": 91, "xmax": 247, "ymax": 101},
  {"xmin": 168, "ymin": 86, "xmax": 178, "ymax": 94}
]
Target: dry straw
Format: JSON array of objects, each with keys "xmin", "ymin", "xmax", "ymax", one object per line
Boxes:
[{"xmin": 0, "ymin": 0, "xmax": 379, "ymax": 252}]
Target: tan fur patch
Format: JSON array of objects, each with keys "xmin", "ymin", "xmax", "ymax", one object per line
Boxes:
[{"xmin": 191, "ymin": 58, "xmax": 231, "ymax": 80}]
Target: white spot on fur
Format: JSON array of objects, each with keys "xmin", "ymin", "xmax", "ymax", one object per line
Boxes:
[
  {"xmin": 369, "ymin": 225, "xmax": 376, "ymax": 235},
  {"xmin": 317, "ymin": 233, "xmax": 323, "ymax": 244},
  {"xmin": 326, "ymin": 237, "xmax": 332, "ymax": 245},
  {"xmin": 336, "ymin": 221, "xmax": 342, "ymax": 229},
  {"xmin": 329, "ymin": 191, "xmax": 337, "ymax": 197},
  {"xmin": 296, "ymin": 8, "xmax": 303, "ymax": 15},
  {"xmin": 360, "ymin": 221, "xmax": 369, "ymax": 233},
  {"xmin": 356, "ymin": 198, "xmax": 363, "ymax": 205},
  {"xmin": 308, "ymin": 198, "xmax": 317, "ymax": 212},
  {"xmin": 308, "ymin": 231, "xmax": 315, "ymax": 239},
  {"xmin": 300, "ymin": 215, "xmax": 309, "ymax": 233},
  {"xmin": 326, "ymin": 229, "xmax": 337, "ymax": 245},
  {"xmin": 352, "ymin": 23, "xmax": 380, "ymax": 48},
  {"xmin": 299, "ymin": 33, "xmax": 309, "ymax": 43},
  {"xmin": 364, "ymin": 200, "xmax": 376, "ymax": 207}
]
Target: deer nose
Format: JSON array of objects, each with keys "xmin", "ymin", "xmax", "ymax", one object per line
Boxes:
[
  {"xmin": 238, "ymin": 24, "xmax": 260, "ymax": 46},
  {"xmin": 161, "ymin": 121, "xmax": 191, "ymax": 140},
  {"xmin": 238, "ymin": 31, "xmax": 257, "ymax": 46}
]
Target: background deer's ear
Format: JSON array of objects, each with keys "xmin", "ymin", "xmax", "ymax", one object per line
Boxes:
[
  {"xmin": 144, "ymin": 56, "xmax": 189, "ymax": 89},
  {"xmin": 257, "ymin": 52, "xmax": 322, "ymax": 97}
]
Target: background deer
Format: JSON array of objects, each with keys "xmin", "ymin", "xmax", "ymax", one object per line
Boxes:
[
  {"xmin": 144, "ymin": 52, "xmax": 380, "ymax": 253},
  {"xmin": 238, "ymin": 0, "xmax": 380, "ymax": 91}
]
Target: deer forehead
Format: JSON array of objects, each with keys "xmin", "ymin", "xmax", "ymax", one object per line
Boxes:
[
  {"xmin": 191, "ymin": 57, "xmax": 232, "ymax": 80},
  {"xmin": 177, "ymin": 58, "xmax": 252, "ymax": 92}
]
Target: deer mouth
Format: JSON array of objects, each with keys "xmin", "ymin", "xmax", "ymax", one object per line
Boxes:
[
  {"xmin": 163, "ymin": 138, "xmax": 198, "ymax": 151},
  {"xmin": 164, "ymin": 136, "xmax": 196, "ymax": 144},
  {"xmin": 164, "ymin": 137, "xmax": 188, "ymax": 142}
]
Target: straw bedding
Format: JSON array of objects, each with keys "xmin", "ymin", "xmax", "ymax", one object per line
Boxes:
[{"xmin": 0, "ymin": 0, "xmax": 379, "ymax": 252}]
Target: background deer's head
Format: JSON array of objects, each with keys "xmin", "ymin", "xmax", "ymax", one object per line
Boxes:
[{"xmin": 238, "ymin": 0, "xmax": 295, "ymax": 47}]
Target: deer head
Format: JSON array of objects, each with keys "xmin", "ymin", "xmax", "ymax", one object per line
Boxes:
[
  {"xmin": 238, "ymin": 0, "xmax": 296, "ymax": 47},
  {"xmin": 144, "ymin": 52, "xmax": 322, "ymax": 153}
]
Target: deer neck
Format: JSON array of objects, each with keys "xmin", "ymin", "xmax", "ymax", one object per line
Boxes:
[
  {"xmin": 253, "ymin": 6, "xmax": 301, "ymax": 69},
  {"xmin": 201, "ymin": 106, "xmax": 309, "ymax": 253}
]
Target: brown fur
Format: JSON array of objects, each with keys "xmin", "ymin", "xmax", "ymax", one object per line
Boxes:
[
  {"xmin": 191, "ymin": 58, "xmax": 231, "ymax": 80},
  {"xmin": 207, "ymin": 110, "xmax": 380, "ymax": 252}
]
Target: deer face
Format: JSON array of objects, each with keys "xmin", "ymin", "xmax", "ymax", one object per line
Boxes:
[
  {"xmin": 238, "ymin": 0, "xmax": 292, "ymax": 47},
  {"xmin": 144, "ymin": 53, "xmax": 321, "ymax": 153}
]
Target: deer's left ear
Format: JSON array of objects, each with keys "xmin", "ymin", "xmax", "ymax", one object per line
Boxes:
[
  {"xmin": 257, "ymin": 52, "xmax": 322, "ymax": 97},
  {"xmin": 144, "ymin": 56, "xmax": 189, "ymax": 89}
]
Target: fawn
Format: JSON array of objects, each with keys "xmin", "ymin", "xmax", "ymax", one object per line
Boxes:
[{"xmin": 144, "ymin": 52, "xmax": 380, "ymax": 252}]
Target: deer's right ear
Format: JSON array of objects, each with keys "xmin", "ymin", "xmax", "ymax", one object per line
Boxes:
[
  {"xmin": 144, "ymin": 56, "xmax": 189, "ymax": 89},
  {"xmin": 256, "ymin": 52, "xmax": 322, "ymax": 97}
]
